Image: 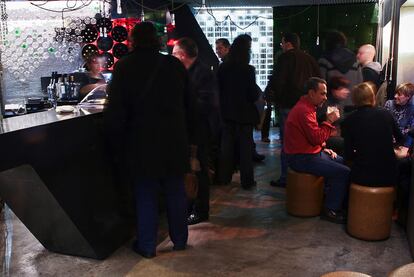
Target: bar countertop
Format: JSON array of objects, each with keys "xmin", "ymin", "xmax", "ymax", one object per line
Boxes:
[{"xmin": 0, "ymin": 106, "xmax": 104, "ymax": 135}]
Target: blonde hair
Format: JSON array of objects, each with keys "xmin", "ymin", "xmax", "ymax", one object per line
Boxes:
[
  {"xmin": 352, "ymin": 82, "xmax": 377, "ymax": 107},
  {"xmin": 395, "ymin": 82, "xmax": 414, "ymax": 98}
]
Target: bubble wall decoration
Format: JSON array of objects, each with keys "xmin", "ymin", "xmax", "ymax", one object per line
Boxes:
[
  {"xmin": 111, "ymin": 25, "xmax": 128, "ymax": 43},
  {"xmin": 100, "ymin": 52, "xmax": 114, "ymax": 69},
  {"xmin": 1, "ymin": 1, "xmax": 101, "ymax": 85},
  {"xmin": 112, "ymin": 43, "xmax": 128, "ymax": 59}
]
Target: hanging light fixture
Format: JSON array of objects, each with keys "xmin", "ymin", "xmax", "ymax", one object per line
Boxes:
[
  {"xmin": 170, "ymin": 0, "xmax": 175, "ymax": 26},
  {"xmin": 140, "ymin": 0, "xmax": 145, "ymax": 22},
  {"xmin": 117, "ymin": 0, "xmax": 122, "ymax": 14},
  {"xmin": 316, "ymin": 5, "xmax": 320, "ymax": 46}
]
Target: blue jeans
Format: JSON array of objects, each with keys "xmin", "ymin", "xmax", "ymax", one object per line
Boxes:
[
  {"xmin": 134, "ymin": 177, "xmax": 188, "ymax": 253},
  {"xmin": 287, "ymin": 151, "xmax": 350, "ymax": 211},
  {"xmin": 277, "ymin": 108, "xmax": 290, "ymax": 183}
]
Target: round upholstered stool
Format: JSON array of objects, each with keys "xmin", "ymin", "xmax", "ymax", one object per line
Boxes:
[
  {"xmin": 286, "ymin": 168, "xmax": 324, "ymax": 217},
  {"xmin": 388, "ymin": 263, "xmax": 414, "ymax": 276},
  {"xmin": 347, "ymin": 183, "xmax": 395, "ymax": 241},
  {"xmin": 321, "ymin": 271, "xmax": 371, "ymax": 277}
]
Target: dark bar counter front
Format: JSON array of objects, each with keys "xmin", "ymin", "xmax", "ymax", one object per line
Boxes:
[{"xmin": 0, "ymin": 107, "xmax": 133, "ymax": 259}]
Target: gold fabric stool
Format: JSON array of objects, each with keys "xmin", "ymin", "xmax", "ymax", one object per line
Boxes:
[
  {"xmin": 388, "ymin": 262, "xmax": 414, "ymax": 276},
  {"xmin": 321, "ymin": 271, "xmax": 372, "ymax": 277},
  {"xmin": 347, "ymin": 183, "xmax": 395, "ymax": 241},
  {"xmin": 286, "ymin": 168, "xmax": 324, "ymax": 217}
]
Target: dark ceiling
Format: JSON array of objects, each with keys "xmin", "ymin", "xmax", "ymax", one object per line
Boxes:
[
  {"xmin": 188, "ymin": 0, "xmax": 377, "ymax": 7},
  {"xmin": 142, "ymin": 0, "xmax": 377, "ymax": 9}
]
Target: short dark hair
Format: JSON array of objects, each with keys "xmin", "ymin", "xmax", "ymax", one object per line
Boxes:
[
  {"xmin": 215, "ymin": 38, "xmax": 230, "ymax": 48},
  {"xmin": 328, "ymin": 76, "xmax": 350, "ymax": 96},
  {"xmin": 325, "ymin": 31, "xmax": 347, "ymax": 51},
  {"xmin": 282, "ymin": 32, "xmax": 300, "ymax": 49},
  {"xmin": 304, "ymin": 77, "xmax": 327, "ymax": 93},
  {"xmin": 130, "ymin": 22, "xmax": 160, "ymax": 50},
  {"xmin": 176, "ymin": 37, "xmax": 198, "ymax": 58},
  {"xmin": 83, "ymin": 53, "xmax": 100, "ymax": 71},
  {"xmin": 84, "ymin": 53, "xmax": 99, "ymax": 65}
]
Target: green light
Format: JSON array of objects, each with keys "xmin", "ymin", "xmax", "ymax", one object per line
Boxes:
[
  {"xmin": 14, "ymin": 28, "xmax": 21, "ymax": 36},
  {"xmin": 21, "ymin": 43, "xmax": 27, "ymax": 49},
  {"xmin": 48, "ymin": 47, "xmax": 55, "ymax": 53}
]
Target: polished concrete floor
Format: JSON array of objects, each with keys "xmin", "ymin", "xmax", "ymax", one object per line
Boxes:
[{"xmin": 0, "ymin": 128, "xmax": 412, "ymax": 276}]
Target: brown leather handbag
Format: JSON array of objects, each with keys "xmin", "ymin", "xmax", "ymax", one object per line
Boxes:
[
  {"xmin": 185, "ymin": 147, "xmax": 199, "ymax": 200},
  {"xmin": 184, "ymin": 172, "xmax": 198, "ymax": 200}
]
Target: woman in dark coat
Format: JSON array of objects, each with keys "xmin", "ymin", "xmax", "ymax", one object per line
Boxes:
[
  {"xmin": 341, "ymin": 82, "xmax": 404, "ymax": 186},
  {"xmin": 104, "ymin": 22, "xmax": 196, "ymax": 258},
  {"xmin": 217, "ymin": 34, "xmax": 259, "ymax": 189}
]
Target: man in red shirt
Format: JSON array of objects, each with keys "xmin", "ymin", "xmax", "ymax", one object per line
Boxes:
[{"xmin": 284, "ymin": 77, "xmax": 350, "ymax": 224}]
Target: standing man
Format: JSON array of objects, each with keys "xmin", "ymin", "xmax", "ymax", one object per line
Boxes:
[
  {"xmin": 266, "ymin": 32, "xmax": 321, "ymax": 187},
  {"xmin": 356, "ymin": 44, "xmax": 382, "ymax": 87},
  {"xmin": 284, "ymin": 77, "xmax": 350, "ymax": 224},
  {"xmin": 318, "ymin": 31, "xmax": 362, "ymax": 102},
  {"xmin": 215, "ymin": 38, "xmax": 230, "ymax": 62},
  {"xmin": 105, "ymin": 22, "xmax": 195, "ymax": 258},
  {"xmin": 173, "ymin": 37, "xmax": 218, "ymax": 225}
]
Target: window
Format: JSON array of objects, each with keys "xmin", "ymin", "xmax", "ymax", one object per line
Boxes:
[{"xmin": 195, "ymin": 7, "xmax": 273, "ymax": 90}]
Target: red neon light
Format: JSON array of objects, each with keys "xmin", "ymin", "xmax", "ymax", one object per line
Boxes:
[
  {"xmin": 167, "ymin": 38, "xmax": 178, "ymax": 47},
  {"xmin": 166, "ymin": 23, "xmax": 176, "ymax": 33}
]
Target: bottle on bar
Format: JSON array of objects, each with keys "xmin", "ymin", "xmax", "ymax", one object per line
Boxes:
[
  {"xmin": 56, "ymin": 76, "xmax": 64, "ymax": 101},
  {"xmin": 68, "ymin": 75, "xmax": 80, "ymax": 100},
  {"xmin": 47, "ymin": 72, "xmax": 57, "ymax": 108},
  {"xmin": 63, "ymin": 74, "xmax": 70, "ymax": 100}
]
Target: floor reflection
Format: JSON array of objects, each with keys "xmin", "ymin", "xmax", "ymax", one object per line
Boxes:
[
  {"xmin": 3, "ymin": 205, "xmax": 13, "ymax": 277},
  {"xmin": 0, "ymin": 128, "xmax": 412, "ymax": 276}
]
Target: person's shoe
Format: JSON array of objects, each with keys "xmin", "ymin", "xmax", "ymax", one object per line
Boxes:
[
  {"xmin": 261, "ymin": 137, "xmax": 270, "ymax": 143},
  {"xmin": 213, "ymin": 181, "xmax": 229, "ymax": 186},
  {"xmin": 132, "ymin": 242, "xmax": 156, "ymax": 258},
  {"xmin": 253, "ymin": 152, "xmax": 265, "ymax": 162},
  {"xmin": 320, "ymin": 208, "xmax": 346, "ymax": 224},
  {"xmin": 270, "ymin": 179, "xmax": 286, "ymax": 188},
  {"xmin": 241, "ymin": 181, "xmax": 257, "ymax": 190},
  {"xmin": 187, "ymin": 213, "xmax": 209, "ymax": 225},
  {"xmin": 173, "ymin": 245, "xmax": 186, "ymax": 251}
]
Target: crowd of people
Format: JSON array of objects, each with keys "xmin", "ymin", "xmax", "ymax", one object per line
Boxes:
[{"xmin": 103, "ymin": 22, "xmax": 414, "ymax": 258}]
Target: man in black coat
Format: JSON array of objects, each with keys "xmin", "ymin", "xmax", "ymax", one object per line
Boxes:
[
  {"xmin": 173, "ymin": 37, "xmax": 219, "ymax": 225},
  {"xmin": 104, "ymin": 22, "xmax": 196, "ymax": 258},
  {"xmin": 265, "ymin": 32, "xmax": 321, "ymax": 188}
]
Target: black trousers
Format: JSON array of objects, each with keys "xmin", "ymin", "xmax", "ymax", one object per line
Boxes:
[
  {"xmin": 193, "ymin": 138, "xmax": 210, "ymax": 215},
  {"xmin": 261, "ymin": 104, "xmax": 272, "ymax": 139},
  {"xmin": 219, "ymin": 121, "xmax": 254, "ymax": 186},
  {"xmin": 189, "ymin": 118, "xmax": 211, "ymax": 216}
]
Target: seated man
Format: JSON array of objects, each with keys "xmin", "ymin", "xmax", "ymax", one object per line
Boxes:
[{"xmin": 284, "ymin": 77, "xmax": 350, "ymax": 224}]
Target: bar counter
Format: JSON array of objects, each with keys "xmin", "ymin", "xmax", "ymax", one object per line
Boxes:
[
  {"xmin": 0, "ymin": 106, "xmax": 101, "ymax": 134},
  {"xmin": 0, "ymin": 106, "xmax": 132, "ymax": 259}
]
